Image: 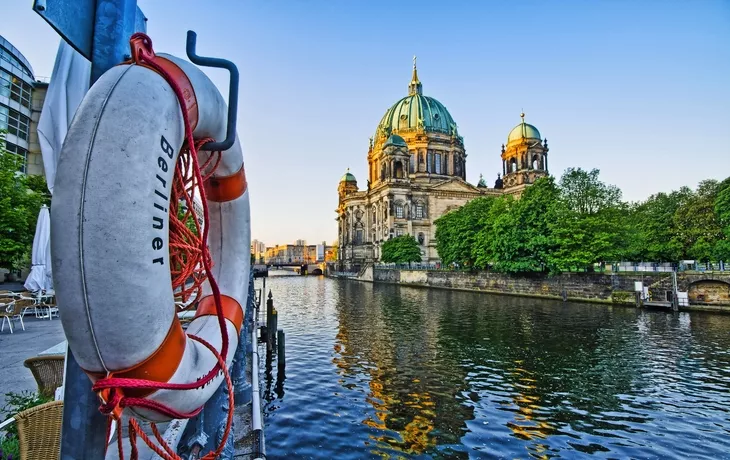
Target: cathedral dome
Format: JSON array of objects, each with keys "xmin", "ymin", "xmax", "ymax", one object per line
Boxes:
[
  {"xmin": 507, "ymin": 113, "xmax": 541, "ymax": 143},
  {"xmin": 340, "ymin": 170, "xmax": 357, "ymax": 183},
  {"xmin": 375, "ymin": 59, "xmax": 458, "ymax": 138},
  {"xmin": 384, "ymin": 134, "xmax": 407, "ymax": 147}
]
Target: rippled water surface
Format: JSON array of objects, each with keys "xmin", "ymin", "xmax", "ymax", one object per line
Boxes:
[{"xmin": 261, "ymin": 274, "xmax": 730, "ymax": 459}]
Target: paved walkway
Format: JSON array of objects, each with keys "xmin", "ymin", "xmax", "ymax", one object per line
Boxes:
[{"xmin": 0, "ymin": 316, "xmax": 65, "ymax": 411}]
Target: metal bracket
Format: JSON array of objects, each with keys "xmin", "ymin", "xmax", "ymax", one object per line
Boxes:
[{"xmin": 186, "ymin": 30, "xmax": 239, "ymax": 152}]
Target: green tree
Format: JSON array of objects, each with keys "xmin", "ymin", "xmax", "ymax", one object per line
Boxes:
[
  {"xmin": 0, "ymin": 137, "xmax": 46, "ymax": 272},
  {"xmin": 472, "ymin": 195, "xmax": 512, "ymax": 269},
  {"xmin": 631, "ymin": 188, "xmax": 692, "ymax": 261},
  {"xmin": 381, "ymin": 235, "xmax": 422, "ymax": 265},
  {"xmin": 672, "ymin": 180, "xmax": 724, "ymax": 261},
  {"xmin": 713, "ymin": 177, "xmax": 730, "ymax": 260},
  {"xmin": 559, "ymin": 168, "xmax": 622, "ymax": 215},
  {"xmin": 435, "ymin": 196, "xmax": 495, "ymax": 268},
  {"xmin": 491, "ymin": 177, "xmax": 559, "ymax": 273},
  {"xmin": 549, "ymin": 168, "xmax": 628, "ymax": 271}
]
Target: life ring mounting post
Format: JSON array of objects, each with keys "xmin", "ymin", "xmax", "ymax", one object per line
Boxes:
[{"xmin": 185, "ymin": 30, "xmax": 239, "ymax": 152}]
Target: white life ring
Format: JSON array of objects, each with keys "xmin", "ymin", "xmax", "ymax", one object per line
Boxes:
[{"xmin": 51, "ymin": 45, "xmax": 250, "ymax": 422}]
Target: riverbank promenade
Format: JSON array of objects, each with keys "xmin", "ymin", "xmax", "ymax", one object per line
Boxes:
[{"xmin": 0, "ymin": 314, "xmax": 65, "ymax": 409}]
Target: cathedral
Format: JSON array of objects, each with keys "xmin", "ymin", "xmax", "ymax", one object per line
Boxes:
[{"xmin": 336, "ymin": 59, "xmax": 550, "ymax": 270}]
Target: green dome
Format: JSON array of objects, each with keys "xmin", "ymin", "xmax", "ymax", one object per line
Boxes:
[
  {"xmin": 377, "ymin": 94, "xmax": 457, "ymax": 137},
  {"xmin": 340, "ymin": 171, "xmax": 357, "ymax": 183},
  {"xmin": 384, "ymin": 134, "xmax": 407, "ymax": 147},
  {"xmin": 508, "ymin": 118, "xmax": 541, "ymax": 143}
]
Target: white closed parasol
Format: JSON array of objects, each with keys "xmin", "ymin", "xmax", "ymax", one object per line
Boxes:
[{"xmin": 24, "ymin": 205, "xmax": 52, "ymax": 292}]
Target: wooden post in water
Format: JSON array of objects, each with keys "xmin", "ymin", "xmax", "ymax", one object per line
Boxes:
[
  {"xmin": 265, "ymin": 290, "xmax": 273, "ymax": 343},
  {"xmin": 277, "ymin": 329, "xmax": 286, "ymax": 372},
  {"xmin": 269, "ymin": 310, "xmax": 278, "ymax": 352}
]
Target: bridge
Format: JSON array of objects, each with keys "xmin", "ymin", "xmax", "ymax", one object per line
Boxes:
[
  {"xmin": 270, "ymin": 263, "xmax": 326, "ymax": 276},
  {"xmin": 645, "ymin": 271, "xmax": 730, "ymax": 307}
]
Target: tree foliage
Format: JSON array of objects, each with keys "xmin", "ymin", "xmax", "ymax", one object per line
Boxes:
[
  {"xmin": 433, "ymin": 167, "xmax": 730, "ymax": 273},
  {"xmin": 381, "ymin": 235, "xmax": 422, "ymax": 264},
  {"xmin": 549, "ymin": 169, "xmax": 627, "ymax": 271},
  {"xmin": 435, "ymin": 196, "xmax": 495, "ymax": 268},
  {"xmin": 0, "ymin": 138, "xmax": 46, "ymax": 271}
]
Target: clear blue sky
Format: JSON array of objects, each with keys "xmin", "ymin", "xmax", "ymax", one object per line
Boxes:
[{"xmin": 5, "ymin": 0, "xmax": 730, "ymax": 245}]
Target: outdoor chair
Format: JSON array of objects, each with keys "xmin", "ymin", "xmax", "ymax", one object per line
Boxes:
[
  {"xmin": 0, "ymin": 298, "xmax": 25, "ymax": 333},
  {"xmin": 14, "ymin": 400, "xmax": 63, "ymax": 460},
  {"xmin": 37, "ymin": 295, "xmax": 58, "ymax": 320},
  {"xmin": 24, "ymin": 355, "xmax": 66, "ymax": 399}
]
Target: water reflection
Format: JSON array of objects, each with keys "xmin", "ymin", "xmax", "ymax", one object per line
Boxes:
[{"xmin": 264, "ymin": 276, "xmax": 730, "ymax": 459}]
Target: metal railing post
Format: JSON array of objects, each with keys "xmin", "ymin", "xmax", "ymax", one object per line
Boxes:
[{"xmin": 60, "ymin": 2, "xmax": 142, "ymax": 457}]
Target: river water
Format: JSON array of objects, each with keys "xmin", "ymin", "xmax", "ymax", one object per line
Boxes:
[{"xmin": 260, "ymin": 273, "xmax": 730, "ymax": 459}]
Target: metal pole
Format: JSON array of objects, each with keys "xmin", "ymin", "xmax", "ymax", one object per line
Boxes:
[
  {"xmin": 61, "ymin": 2, "xmax": 141, "ymax": 458},
  {"xmin": 59, "ymin": 350, "xmax": 109, "ymax": 460}
]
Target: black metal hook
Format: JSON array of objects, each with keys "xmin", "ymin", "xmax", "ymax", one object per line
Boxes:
[{"xmin": 186, "ymin": 30, "xmax": 239, "ymax": 152}]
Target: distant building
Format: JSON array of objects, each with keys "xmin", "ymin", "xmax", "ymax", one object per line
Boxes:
[
  {"xmin": 1, "ymin": 35, "xmax": 48, "ymax": 176},
  {"xmin": 295, "ymin": 239, "xmax": 307, "ymax": 247},
  {"xmin": 336, "ymin": 59, "xmax": 550, "ymax": 270},
  {"xmin": 264, "ymin": 241, "xmax": 332, "ymax": 264},
  {"xmin": 251, "ymin": 239, "xmax": 266, "ymax": 262}
]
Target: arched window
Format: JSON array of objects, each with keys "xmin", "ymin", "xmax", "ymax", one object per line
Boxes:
[
  {"xmin": 415, "ymin": 202, "xmax": 424, "ymax": 219},
  {"xmin": 410, "ymin": 153, "xmax": 416, "ymax": 173},
  {"xmin": 532, "ymin": 154, "xmax": 540, "ymax": 170},
  {"xmin": 381, "ymin": 164, "xmax": 386, "ymax": 181},
  {"xmin": 427, "ymin": 151, "xmax": 432, "ymax": 172},
  {"xmin": 394, "ymin": 161, "xmax": 404, "ymax": 178},
  {"xmin": 510, "ymin": 158, "xmax": 517, "ymax": 173},
  {"xmin": 395, "ymin": 204, "xmax": 404, "ymax": 218},
  {"xmin": 435, "ymin": 153, "xmax": 442, "ymax": 174},
  {"xmin": 419, "ymin": 153, "xmax": 425, "ymax": 172}
]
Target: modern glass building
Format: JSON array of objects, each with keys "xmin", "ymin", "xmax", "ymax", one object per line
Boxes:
[{"xmin": 0, "ymin": 34, "xmax": 48, "ymax": 174}]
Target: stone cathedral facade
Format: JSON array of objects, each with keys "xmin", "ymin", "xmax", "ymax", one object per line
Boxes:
[{"xmin": 336, "ymin": 61, "xmax": 550, "ymax": 270}]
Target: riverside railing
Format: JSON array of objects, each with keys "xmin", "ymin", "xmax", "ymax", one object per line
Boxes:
[{"xmin": 374, "ymin": 261, "xmax": 727, "ymax": 273}]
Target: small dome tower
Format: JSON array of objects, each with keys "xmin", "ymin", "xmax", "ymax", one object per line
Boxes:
[
  {"xmin": 500, "ymin": 112, "xmax": 549, "ymax": 195},
  {"xmin": 338, "ymin": 169, "xmax": 358, "ymax": 202}
]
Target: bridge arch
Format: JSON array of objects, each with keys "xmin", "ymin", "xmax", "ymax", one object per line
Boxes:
[{"xmin": 687, "ymin": 279, "xmax": 730, "ymax": 304}]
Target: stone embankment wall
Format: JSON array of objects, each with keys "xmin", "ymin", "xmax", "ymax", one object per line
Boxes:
[{"xmin": 365, "ymin": 268, "xmax": 730, "ymax": 310}]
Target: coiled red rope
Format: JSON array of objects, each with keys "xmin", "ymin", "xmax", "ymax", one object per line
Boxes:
[{"xmin": 90, "ymin": 33, "xmax": 235, "ymax": 459}]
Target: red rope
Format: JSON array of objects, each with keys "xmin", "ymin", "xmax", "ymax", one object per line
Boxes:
[{"xmin": 91, "ymin": 33, "xmax": 235, "ymax": 459}]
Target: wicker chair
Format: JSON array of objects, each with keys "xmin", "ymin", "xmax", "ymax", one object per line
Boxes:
[
  {"xmin": 0, "ymin": 299, "xmax": 24, "ymax": 333},
  {"xmin": 24, "ymin": 355, "xmax": 66, "ymax": 399},
  {"xmin": 14, "ymin": 400, "xmax": 63, "ymax": 460}
]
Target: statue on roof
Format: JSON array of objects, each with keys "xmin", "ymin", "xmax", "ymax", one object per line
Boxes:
[
  {"xmin": 477, "ymin": 174, "xmax": 487, "ymax": 188},
  {"xmin": 494, "ymin": 174, "xmax": 504, "ymax": 189}
]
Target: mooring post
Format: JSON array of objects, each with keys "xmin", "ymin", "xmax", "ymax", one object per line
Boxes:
[
  {"xmin": 265, "ymin": 290, "xmax": 274, "ymax": 343},
  {"xmin": 269, "ymin": 310, "xmax": 278, "ymax": 352},
  {"xmin": 277, "ymin": 329, "xmax": 286, "ymax": 372}
]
